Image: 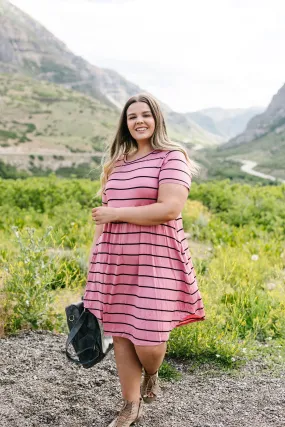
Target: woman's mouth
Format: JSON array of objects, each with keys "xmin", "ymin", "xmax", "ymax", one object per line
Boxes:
[{"xmin": 135, "ymin": 127, "xmax": 148, "ymax": 133}]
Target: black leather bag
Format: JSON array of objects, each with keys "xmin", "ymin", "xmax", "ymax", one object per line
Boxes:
[{"xmin": 65, "ymin": 301, "xmax": 113, "ymax": 369}]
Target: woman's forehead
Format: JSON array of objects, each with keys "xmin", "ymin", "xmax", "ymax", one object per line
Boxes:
[{"xmin": 127, "ymin": 102, "xmax": 151, "ymax": 115}]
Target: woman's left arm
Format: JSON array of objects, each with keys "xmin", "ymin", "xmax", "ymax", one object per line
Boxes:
[{"xmin": 92, "ymin": 183, "xmax": 189, "ymax": 226}]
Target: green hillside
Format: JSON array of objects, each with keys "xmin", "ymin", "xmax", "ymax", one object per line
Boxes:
[
  {"xmin": 0, "ymin": 73, "xmax": 223, "ymax": 177},
  {"xmin": 0, "ymin": 73, "xmax": 120, "ymax": 175},
  {"xmin": 191, "ymin": 133, "xmax": 285, "ymax": 183},
  {"xmin": 0, "ymin": 73, "xmax": 118, "ymax": 150},
  {"xmin": 211, "ymin": 82, "xmax": 285, "ymax": 181},
  {"xmin": 215, "ymin": 132, "xmax": 285, "ymax": 179}
]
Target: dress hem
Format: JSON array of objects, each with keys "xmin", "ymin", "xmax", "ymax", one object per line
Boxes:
[{"xmin": 97, "ymin": 314, "xmax": 207, "ymax": 346}]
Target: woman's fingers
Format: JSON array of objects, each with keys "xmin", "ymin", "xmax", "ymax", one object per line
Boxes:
[
  {"xmin": 92, "ymin": 207, "xmax": 98, "ymax": 221},
  {"xmin": 92, "ymin": 210, "xmax": 97, "ymax": 222}
]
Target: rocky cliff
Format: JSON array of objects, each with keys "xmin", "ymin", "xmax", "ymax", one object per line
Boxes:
[
  {"xmin": 0, "ymin": 0, "xmax": 140, "ymax": 107},
  {"xmin": 223, "ymin": 84, "xmax": 285, "ymax": 148}
]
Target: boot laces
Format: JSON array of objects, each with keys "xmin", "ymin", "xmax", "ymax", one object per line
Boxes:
[
  {"xmin": 115, "ymin": 400, "xmax": 136, "ymax": 426},
  {"xmin": 144, "ymin": 372, "xmax": 158, "ymax": 395}
]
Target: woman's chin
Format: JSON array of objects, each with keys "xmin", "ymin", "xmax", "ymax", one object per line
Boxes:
[{"xmin": 133, "ymin": 133, "xmax": 152, "ymax": 141}]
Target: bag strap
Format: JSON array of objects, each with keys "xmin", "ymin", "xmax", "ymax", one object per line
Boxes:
[{"xmin": 65, "ymin": 310, "xmax": 100, "ymax": 366}]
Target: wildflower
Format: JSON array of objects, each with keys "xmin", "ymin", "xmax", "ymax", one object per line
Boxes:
[
  {"xmin": 266, "ymin": 283, "xmax": 276, "ymax": 291},
  {"xmin": 251, "ymin": 254, "xmax": 259, "ymax": 261},
  {"xmin": 216, "ymin": 354, "xmax": 221, "ymax": 358},
  {"xmin": 12, "ymin": 226, "xmax": 20, "ymax": 238},
  {"xmin": 27, "ymin": 227, "xmax": 35, "ymax": 234},
  {"xmin": 231, "ymin": 357, "xmax": 236, "ymax": 362},
  {"xmin": 26, "ymin": 300, "xmax": 30, "ymax": 306},
  {"xmin": 242, "ymin": 348, "xmax": 247, "ymax": 353}
]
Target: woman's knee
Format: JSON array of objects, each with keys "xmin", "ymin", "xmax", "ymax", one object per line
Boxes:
[
  {"xmin": 135, "ymin": 342, "xmax": 167, "ymax": 358},
  {"xmin": 113, "ymin": 336, "xmax": 134, "ymax": 347}
]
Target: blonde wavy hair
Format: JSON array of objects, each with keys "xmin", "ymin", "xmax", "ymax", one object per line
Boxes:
[{"xmin": 96, "ymin": 92, "xmax": 199, "ymax": 197}]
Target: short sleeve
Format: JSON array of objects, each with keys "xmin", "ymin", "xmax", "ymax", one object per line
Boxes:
[
  {"xmin": 158, "ymin": 150, "xmax": 191, "ymax": 191},
  {"xmin": 102, "ymin": 190, "xmax": 107, "ymax": 205}
]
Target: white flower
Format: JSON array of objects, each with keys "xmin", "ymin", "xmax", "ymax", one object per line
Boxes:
[
  {"xmin": 242, "ymin": 348, "xmax": 247, "ymax": 353},
  {"xmin": 266, "ymin": 283, "xmax": 276, "ymax": 291},
  {"xmin": 11, "ymin": 226, "xmax": 19, "ymax": 238},
  {"xmin": 231, "ymin": 357, "xmax": 236, "ymax": 362},
  {"xmin": 251, "ymin": 254, "xmax": 259, "ymax": 261},
  {"xmin": 26, "ymin": 300, "xmax": 30, "ymax": 306},
  {"xmin": 216, "ymin": 354, "xmax": 221, "ymax": 358}
]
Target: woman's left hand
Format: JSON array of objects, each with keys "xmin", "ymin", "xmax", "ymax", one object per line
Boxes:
[{"xmin": 92, "ymin": 206, "xmax": 119, "ymax": 225}]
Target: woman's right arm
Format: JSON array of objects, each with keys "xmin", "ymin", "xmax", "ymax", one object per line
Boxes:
[{"xmin": 89, "ymin": 223, "xmax": 104, "ymax": 264}]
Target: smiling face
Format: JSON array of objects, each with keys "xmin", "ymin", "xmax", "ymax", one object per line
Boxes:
[{"xmin": 126, "ymin": 101, "xmax": 156, "ymax": 144}]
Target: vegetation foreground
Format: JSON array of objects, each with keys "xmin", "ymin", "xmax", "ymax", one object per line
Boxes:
[{"xmin": 0, "ymin": 177, "xmax": 284, "ymax": 371}]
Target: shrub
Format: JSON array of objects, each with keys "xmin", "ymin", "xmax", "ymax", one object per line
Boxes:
[{"xmin": 2, "ymin": 227, "xmax": 64, "ymax": 333}]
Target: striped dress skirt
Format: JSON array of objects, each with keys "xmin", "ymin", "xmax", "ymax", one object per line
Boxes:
[{"xmin": 83, "ymin": 149, "xmax": 206, "ymax": 345}]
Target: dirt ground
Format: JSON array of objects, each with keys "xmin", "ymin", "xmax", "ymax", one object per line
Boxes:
[{"xmin": 0, "ymin": 331, "xmax": 284, "ymax": 427}]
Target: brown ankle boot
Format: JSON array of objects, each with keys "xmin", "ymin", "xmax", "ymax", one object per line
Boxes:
[
  {"xmin": 140, "ymin": 369, "xmax": 159, "ymax": 403},
  {"xmin": 108, "ymin": 398, "xmax": 143, "ymax": 427}
]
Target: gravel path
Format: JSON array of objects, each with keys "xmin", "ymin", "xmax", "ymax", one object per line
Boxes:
[{"xmin": 0, "ymin": 331, "xmax": 284, "ymax": 427}]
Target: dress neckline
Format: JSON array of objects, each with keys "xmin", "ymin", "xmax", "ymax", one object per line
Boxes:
[{"xmin": 123, "ymin": 149, "xmax": 157, "ymax": 164}]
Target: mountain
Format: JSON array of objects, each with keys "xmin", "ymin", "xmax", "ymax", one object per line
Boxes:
[
  {"xmin": 209, "ymin": 83, "xmax": 285, "ymax": 180},
  {"xmin": 222, "ymin": 84, "xmax": 285, "ymax": 148},
  {"xmin": 187, "ymin": 107, "xmax": 265, "ymax": 141},
  {"xmin": 0, "ymin": 73, "xmax": 119, "ymax": 174},
  {"xmin": 0, "ymin": 0, "xmax": 222, "ymax": 148},
  {"xmin": 0, "ymin": 0, "xmax": 139, "ymax": 107}
]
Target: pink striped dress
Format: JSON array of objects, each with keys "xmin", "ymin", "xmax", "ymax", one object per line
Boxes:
[{"xmin": 83, "ymin": 149, "xmax": 206, "ymax": 345}]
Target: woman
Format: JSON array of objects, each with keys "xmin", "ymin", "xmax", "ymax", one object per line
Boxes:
[{"xmin": 83, "ymin": 93, "xmax": 206, "ymax": 426}]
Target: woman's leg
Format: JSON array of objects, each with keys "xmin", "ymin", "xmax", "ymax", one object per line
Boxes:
[
  {"xmin": 134, "ymin": 342, "xmax": 167, "ymax": 375},
  {"xmin": 113, "ymin": 336, "xmax": 142, "ymax": 402},
  {"xmin": 135, "ymin": 342, "xmax": 167, "ymax": 400}
]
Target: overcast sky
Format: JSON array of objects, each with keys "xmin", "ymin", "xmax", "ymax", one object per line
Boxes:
[{"xmin": 10, "ymin": 0, "xmax": 285, "ymax": 112}]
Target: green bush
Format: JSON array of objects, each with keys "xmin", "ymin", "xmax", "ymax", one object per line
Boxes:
[
  {"xmin": 0, "ymin": 129, "xmax": 18, "ymax": 140},
  {"xmin": 168, "ymin": 238, "xmax": 285, "ymax": 364},
  {"xmin": 2, "ymin": 227, "xmax": 64, "ymax": 333}
]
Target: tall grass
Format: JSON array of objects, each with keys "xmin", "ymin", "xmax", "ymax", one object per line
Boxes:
[
  {"xmin": 0, "ymin": 178, "xmax": 284, "ymax": 366},
  {"xmin": 1, "ymin": 226, "xmax": 86, "ymax": 334}
]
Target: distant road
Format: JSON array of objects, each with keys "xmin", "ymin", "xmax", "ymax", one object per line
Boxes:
[{"xmin": 240, "ymin": 160, "xmax": 285, "ymax": 183}]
